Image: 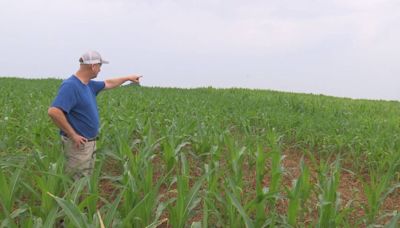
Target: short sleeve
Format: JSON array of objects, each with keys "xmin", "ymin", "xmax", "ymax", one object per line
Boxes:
[
  {"xmin": 51, "ymin": 82, "xmax": 78, "ymax": 113},
  {"xmin": 89, "ymin": 80, "xmax": 105, "ymax": 96}
]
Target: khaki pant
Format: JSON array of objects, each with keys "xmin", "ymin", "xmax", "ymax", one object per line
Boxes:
[{"xmin": 61, "ymin": 136, "xmax": 96, "ymax": 179}]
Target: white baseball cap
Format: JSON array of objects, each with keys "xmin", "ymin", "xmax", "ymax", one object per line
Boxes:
[{"xmin": 79, "ymin": 50, "xmax": 109, "ymax": 64}]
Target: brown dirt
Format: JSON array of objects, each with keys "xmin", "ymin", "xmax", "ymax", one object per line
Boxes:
[
  {"xmin": 268, "ymin": 149, "xmax": 399, "ymax": 226},
  {"xmin": 98, "ymin": 149, "xmax": 400, "ymax": 227}
]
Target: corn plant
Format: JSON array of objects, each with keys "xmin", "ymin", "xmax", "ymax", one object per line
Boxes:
[
  {"xmin": 265, "ymin": 131, "xmax": 283, "ymax": 211},
  {"xmin": 224, "ymin": 179, "xmax": 255, "ymax": 228},
  {"xmin": 167, "ymin": 152, "xmax": 206, "ymax": 228},
  {"xmin": 286, "ymin": 158, "xmax": 311, "ymax": 226},
  {"xmin": 0, "ymin": 163, "xmax": 23, "ymax": 227},
  {"xmin": 2, "ymin": 78, "xmax": 400, "ymax": 226},
  {"xmin": 363, "ymin": 152, "xmax": 400, "ymax": 225},
  {"xmin": 316, "ymin": 159, "xmax": 342, "ymax": 228},
  {"xmin": 253, "ymin": 143, "xmax": 269, "ymax": 226},
  {"xmin": 202, "ymin": 145, "xmax": 224, "ymax": 227}
]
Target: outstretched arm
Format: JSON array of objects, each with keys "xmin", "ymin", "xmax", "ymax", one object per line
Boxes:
[{"xmin": 104, "ymin": 74, "xmax": 142, "ymax": 90}]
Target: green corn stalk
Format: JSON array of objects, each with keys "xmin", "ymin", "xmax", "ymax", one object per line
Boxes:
[
  {"xmin": 33, "ymin": 162, "xmax": 64, "ymax": 217},
  {"xmin": 286, "ymin": 158, "xmax": 311, "ymax": 226},
  {"xmin": 225, "ymin": 184, "xmax": 255, "ymax": 228},
  {"xmin": 363, "ymin": 154, "xmax": 400, "ymax": 225},
  {"xmin": 47, "ymin": 176, "xmax": 106, "ymax": 227},
  {"xmin": 265, "ymin": 131, "xmax": 283, "ymax": 211},
  {"xmin": 161, "ymin": 134, "xmax": 190, "ymax": 172},
  {"xmin": 0, "ymin": 165, "xmax": 22, "ymax": 227},
  {"xmin": 224, "ymin": 177, "xmax": 254, "ymax": 228},
  {"xmin": 119, "ymin": 151, "xmax": 167, "ymax": 227},
  {"xmin": 316, "ymin": 159, "xmax": 341, "ymax": 228},
  {"xmin": 83, "ymin": 159, "xmax": 103, "ymax": 220},
  {"xmin": 102, "ymin": 188, "xmax": 125, "ymax": 227},
  {"xmin": 42, "ymin": 206, "xmax": 59, "ymax": 227},
  {"xmin": 253, "ymin": 143, "xmax": 268, "ymax": 226},
  {"xmin": 48, "ymin": 192, "xmax": 91, "ymax": 228},
  {"xmin": 0, "ymin": 164, "xmax": 23, "ymax": 213},
  {"xmin": 167, "ymin": 153, "xmax": 206, "ymax": 228},
  {"xmin": 220, "ymin": 134, "xmax": 247, "ymax": 227},
  {"xmin": 225, "ymin": 135, "xmax": 246, "ymax": 189},
  {"xmin": 202, "ymin": 146, "xmax": 224, "ymax": 227}
]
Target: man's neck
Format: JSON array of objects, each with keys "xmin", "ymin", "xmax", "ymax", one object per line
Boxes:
[{"xmin": 75, "ymin": 70, "xmax": 91, "ymax": 85}]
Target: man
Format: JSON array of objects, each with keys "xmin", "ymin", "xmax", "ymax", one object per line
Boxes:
[{"xmin": 48, "ymin": 50, "xmax": 142, "ymax": 179}]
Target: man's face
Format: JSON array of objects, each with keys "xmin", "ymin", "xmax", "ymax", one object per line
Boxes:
[{"xmin": 91, "ymin": 63, "xmax": 102, "ymax": 77}]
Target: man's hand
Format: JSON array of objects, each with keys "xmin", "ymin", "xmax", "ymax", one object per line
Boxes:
[
  {"xmin": 71, "ymin": 133, "xmax": 88, "ymax": 149},
  {"xmin": 128, "ymin": 74, "xmax": 143, "ymax": 84}
]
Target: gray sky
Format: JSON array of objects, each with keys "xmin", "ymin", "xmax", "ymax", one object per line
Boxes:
[{"xmin": 1, "ymin": 0, "xmax": 399, "ymax": 100}]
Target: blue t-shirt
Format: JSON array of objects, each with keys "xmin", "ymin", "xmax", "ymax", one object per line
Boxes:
[{"xmin": 51, "ymin": 75, "xmax": 105, "ymax": 138}]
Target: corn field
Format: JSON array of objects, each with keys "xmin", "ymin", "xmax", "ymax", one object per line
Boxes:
[{"xmin": 0, "ymin": 78, "xmax": 399, "ymax": 227}]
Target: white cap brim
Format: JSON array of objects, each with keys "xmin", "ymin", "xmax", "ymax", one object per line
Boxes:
[{"xmin": 81, "ymin": 59, "xmax": 109, "ymax": 64}]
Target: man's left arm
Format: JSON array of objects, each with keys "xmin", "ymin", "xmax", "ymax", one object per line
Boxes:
[{"xmin": 104, "ymin": 74, "xmax": 142, "ymax": 90}]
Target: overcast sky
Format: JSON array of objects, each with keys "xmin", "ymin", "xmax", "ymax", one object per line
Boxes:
[{"xmin": 1, "ymin": 0, "xmax": 399, "ymax": 100}]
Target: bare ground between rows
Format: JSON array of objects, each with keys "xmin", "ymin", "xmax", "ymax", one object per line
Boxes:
[{"xmin": 100, "ymin": 149, "xmax": 400, "ymax": 227}]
